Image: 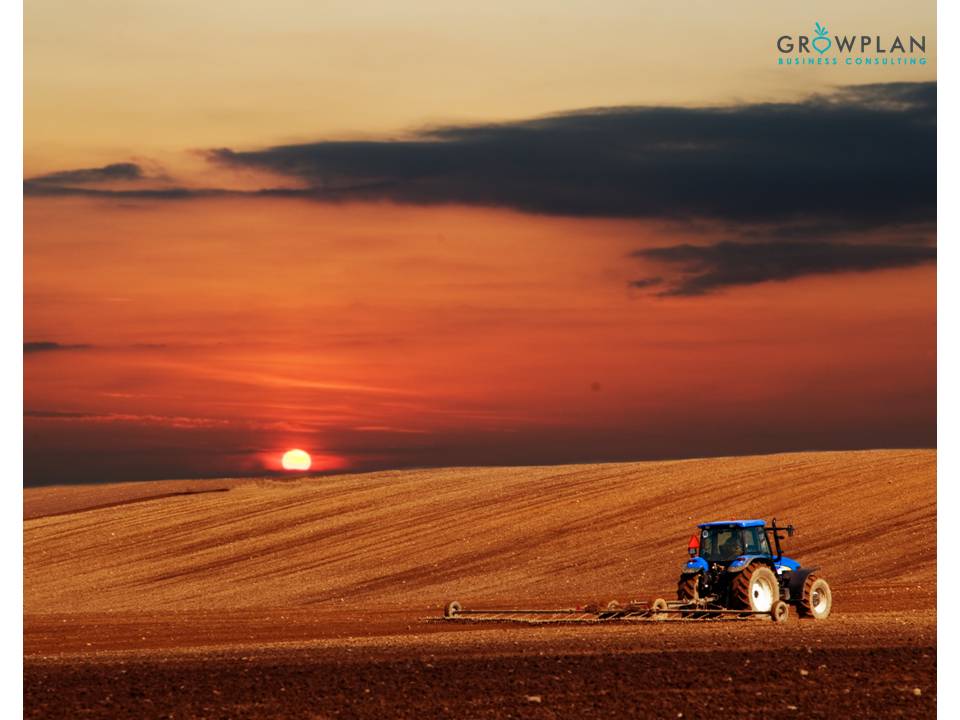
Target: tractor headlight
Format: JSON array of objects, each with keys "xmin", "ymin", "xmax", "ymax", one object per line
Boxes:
[{"xmin": 730, "ymin": 557, "xmax": 748, "ymax": 567}]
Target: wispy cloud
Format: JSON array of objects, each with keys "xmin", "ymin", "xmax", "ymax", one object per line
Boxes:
[
  {"xmin": 23, "ymin": 409, "xmax": 311, "ymax": 432},
  {"xmin": 23, "ymin": 161, "xmax": 182, "ymax": 198},
  {"xmin": 631, "ymin": 240, "xmax": 936, "ymax": 296},
  {"xmin": 24, "ymin": 410, "xmax": 232, "ymax": 428},
  {"xmin": 149, "ymin": 360, "xmax": 422, "ymax": 397},
  {"xmin": 27, "ymin": 162, "xmax": 145, "ymax": 185},
  {"xmin": 24, "ymin": 341, "xmax": 93, "ymax": 354}
]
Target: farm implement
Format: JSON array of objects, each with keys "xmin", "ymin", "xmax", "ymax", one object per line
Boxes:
[{"xmin": 441, "ymin": 519, "xmax": 832, "ymax": 624}]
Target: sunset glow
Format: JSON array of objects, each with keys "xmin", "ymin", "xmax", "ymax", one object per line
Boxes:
[{"xmin": 281, "ymin": 449, "xmax": 312, "ymax": 472}]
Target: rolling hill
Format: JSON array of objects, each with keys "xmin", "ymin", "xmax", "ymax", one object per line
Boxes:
[{"xmin": 24, "ymin": 449, "xmax": 935, "ymax": 615}]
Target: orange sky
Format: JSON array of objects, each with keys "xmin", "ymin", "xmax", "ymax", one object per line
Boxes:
[
  {"xmin": 24, "ymin": 198, "xmax": 934, "ymax": 483},
  {"xmin": 23, "ymin": 3, "xmax": 936, "ymax": 484}
]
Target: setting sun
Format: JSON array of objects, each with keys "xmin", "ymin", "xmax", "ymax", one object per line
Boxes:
[{"xmin": 281, "ymin": 449, "xmax": 312, "ymax": 471}]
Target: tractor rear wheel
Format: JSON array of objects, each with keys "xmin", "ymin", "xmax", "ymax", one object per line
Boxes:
[
  {"xmin": 732, "ymin": 563, "xmax": 778, "ymax": 613},
  {"xmin": 676, "ymin": 574, "xmax": 702, "ymax": 618},
  {"xmin": 799, "ymin": 575, "xmax": 832, "ymax": 620},
  {"xmin": 676, "ymin": 574, "xmax": 700, "ymax": 602}
]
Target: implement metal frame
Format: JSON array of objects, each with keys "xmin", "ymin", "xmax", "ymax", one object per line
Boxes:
[{"xmin": 440, "ymin": 598, "xmax": 787, "ymax": 624}]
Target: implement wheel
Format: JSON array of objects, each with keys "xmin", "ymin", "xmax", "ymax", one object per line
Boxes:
[
  {"xmin": 732, "ymin": 563, "xmax": 778, "ymax": 612},
  {"xmin": 443, "ymin": 600, "xmax": 462, "ymax": 618},
  {"xmin": 650, "ymin": 597, "xmax": 669, "ymax": 620},
  {"xmin": 799, "ymin": 575, "xmax": 832, "ymax": 620},
  {"xmin": 770, "ymin": 600, "xmax": 789, "ymax": 623}
]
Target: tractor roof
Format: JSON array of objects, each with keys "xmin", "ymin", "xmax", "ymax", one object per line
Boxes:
[{"xmin": 697, "ymin": 519, "xmax": 765, "ymax": 529}]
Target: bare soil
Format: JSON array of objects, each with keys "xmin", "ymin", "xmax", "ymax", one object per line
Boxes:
[{"xmin": 24, "ymin": 450, "xmax": 936, "ymax": 718}]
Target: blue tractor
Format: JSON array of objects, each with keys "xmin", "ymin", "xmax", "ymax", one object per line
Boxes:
[{"xmin": 677, "ymin": 519, "xmax": 832, "ymax": 620}]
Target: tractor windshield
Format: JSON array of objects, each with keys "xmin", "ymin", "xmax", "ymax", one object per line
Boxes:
[
  {"xmin": 698, "ymin": 526, "xmax": 770, "ymax": 562},
  {"xmin": 699, "ymin": 527, "xmax": 743, "ymax": 562}
]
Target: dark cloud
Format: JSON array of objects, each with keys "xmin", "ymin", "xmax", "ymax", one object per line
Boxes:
[
  {"xmin": 23, "ymin": 184, "xmax": 223, "ymax": 199},
  {"xmin": 627, "ymin": 277, "xmax": 663, "ymax": 289},
  {"xmin": 25, "ymin": 83, "xmax": 935, "ymax": 231},
  {"xmin": 205, "ymin": 82, "xmax": 934, "ymax": 226},
  {"xmin": 24, "ymin": 341, "xmax": 93, "ymax": 354},
  {"xmin": 22, "ymin": 162, "xmax": 186, "ymax": 198},
  {"xmin": 21, "ymin": 183, "xmax": 322, "ymax": 200},
  {"xmin": 631, "ymin": 241, "xmax": 936, "ymax": 296},
  {"xmin": 26, "ymin": 162, "xmax": 144, "ymax": 186}
]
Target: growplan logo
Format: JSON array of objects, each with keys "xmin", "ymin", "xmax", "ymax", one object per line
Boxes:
[{"xmin": 777, "ymin": 21, "xmax": 927, "ymax": 66}]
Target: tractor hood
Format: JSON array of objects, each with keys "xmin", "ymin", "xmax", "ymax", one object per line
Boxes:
[
  {"xmin": 725, "ymin": 554, "xmax": 801, "ymax": 573},
  {"xmin": 681, "ymin": 556, "xmax": 709, "ymax": 574},
  {"xmin": 683, "ymin": 554, "xmax": 802, "ymax": 574}
]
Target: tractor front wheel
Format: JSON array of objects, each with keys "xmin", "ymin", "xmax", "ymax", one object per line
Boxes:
[
  {"xmin": 732, "ymin": 563, "xmax": 778, "ymax": 613},
  {"xmin": 799, "ymin": 575, "xmax": 832, "ymax": 620}
]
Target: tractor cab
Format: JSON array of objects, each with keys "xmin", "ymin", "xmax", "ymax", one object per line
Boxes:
[
  {"xmin": 694, "ymin": 520, "xmax": 772, "ymax": 565},
  {"xmin": 687, "ymin": 519, "xmax": 799, "ymax": 570}
]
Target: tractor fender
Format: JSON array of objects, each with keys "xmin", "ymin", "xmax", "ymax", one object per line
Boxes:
[
  {"xmin": 681, "ymin": 556, "xmax": 709, "ymax": 575},
  {"xmin": 723, "ymin": 554, "xmax": 773, "ymax": 574},
  {"xmin": 786, "ymin": 566, "xmax": 820, "ymax": 600},
  {"xmin": 776, "ymin": 555, "xmax": 801, "ymax": 573}
]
